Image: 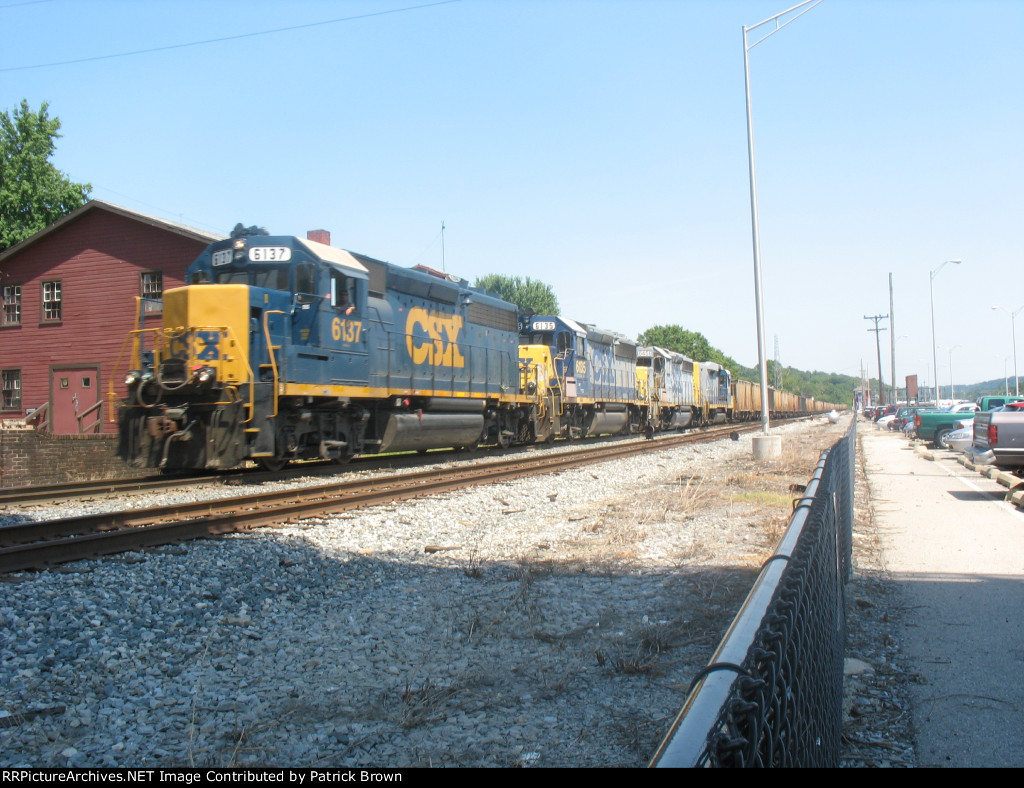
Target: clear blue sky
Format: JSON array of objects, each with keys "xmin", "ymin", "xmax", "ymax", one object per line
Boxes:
[{"xmin": 3, "ymin": 0, "xmax": 1021, "ymax": 392}]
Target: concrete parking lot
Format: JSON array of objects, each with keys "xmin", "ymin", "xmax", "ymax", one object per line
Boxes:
[{"xmin": 860, "ymin": 427, "xmax": 1024, "ymax": 767}]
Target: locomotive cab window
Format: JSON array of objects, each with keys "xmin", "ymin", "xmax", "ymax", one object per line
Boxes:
[
  {"xmin": 295, "ymin": 263, "xmax": 316, "ymax": 297},
  {"xmin": 215, "ymin": 266, "xmax": 288, "ymax": 290},
  {"xmin": 330, "ymin": 272, "xmax": 358, "ymax": 314}
]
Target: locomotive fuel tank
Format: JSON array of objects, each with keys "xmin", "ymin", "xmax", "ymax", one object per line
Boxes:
[{"xmin": 377, "ymin": 399, "xmax": 486, "ymax": 453}]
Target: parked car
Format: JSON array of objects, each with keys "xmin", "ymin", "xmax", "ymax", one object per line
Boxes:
[
  {"xmin": 916, "ymin": 396, "xmax": 1022, "ymax": 449},
  {"xmin": 970, "ymin": 401, "xmax": 1024, "ymax": 469},
  {"xmin": 896, "ymin": 405, "xmax": 939, "ymax": 437},
  {"xmin": 944, "ymin": 419, "xmax": 975, "ymax": 452}
]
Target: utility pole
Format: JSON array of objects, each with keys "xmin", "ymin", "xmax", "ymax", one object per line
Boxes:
[
  {"xmin": 889, "ymin": 273, "xmax": 897, "ymax": 403},
  {"xmin": 865, "ymin": 314, "xmax": 889, "ymax": 405}
]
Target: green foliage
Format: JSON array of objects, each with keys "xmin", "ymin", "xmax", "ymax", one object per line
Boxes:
[
  {"xmin": 474, "ymin": 274, "xmax": 559, "ymax": 315},
  {"xmin": 0, "ymin": 100, "xmax": 91, "ymax": 251},
  {"xmin": 637, "ymin": 324, "xmax": 740, "ymax": 374}
]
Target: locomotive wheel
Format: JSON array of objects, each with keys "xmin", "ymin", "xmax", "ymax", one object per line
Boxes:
[{"xmin": 256, "ymin": 456, "xmax": 289, "ymax": 472}]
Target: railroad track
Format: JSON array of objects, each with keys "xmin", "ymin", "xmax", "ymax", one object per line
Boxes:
[
  {"xmin": 0, "ymin": 432, "xmax": 665, "ymax": 506},
  {"xmin": 0, "ymin": 421, "xmax": 777, "ymax": 573}
]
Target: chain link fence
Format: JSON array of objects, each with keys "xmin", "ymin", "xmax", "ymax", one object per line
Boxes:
[{"xmin": 650, "ymin": 417, "xmax": 857, "ymax": 767}]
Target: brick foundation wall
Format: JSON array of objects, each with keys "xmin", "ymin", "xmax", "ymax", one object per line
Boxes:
[{"xmin": 0, "ymin": 426, "xmax": 148, "ymax": 488}]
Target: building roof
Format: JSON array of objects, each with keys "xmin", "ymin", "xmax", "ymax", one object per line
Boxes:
[{"xmin": 0, "ymin": 200, "xmax": 225, "ymax": 264}]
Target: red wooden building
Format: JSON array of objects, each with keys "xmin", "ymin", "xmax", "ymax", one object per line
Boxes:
[{"xmin": 0, "ymin": 201, "xmax": 222, "ymax": 434}]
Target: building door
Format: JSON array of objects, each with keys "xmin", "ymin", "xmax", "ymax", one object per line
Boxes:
[{"xmin": 52, "ymin": 367, "xmax": 101, "ymax": 434}]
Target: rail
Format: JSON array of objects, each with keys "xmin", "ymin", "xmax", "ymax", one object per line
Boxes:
[{"xmin": 650, "ymin": 416, "xmax": 856, "ymax": 768}]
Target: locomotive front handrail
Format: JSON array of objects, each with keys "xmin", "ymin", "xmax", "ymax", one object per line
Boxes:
[
  {"xmin": 262, "ymin": 310, "xmax": 286, "ymax": 420},
  {"xmin": 119, "ymin": 318, "xmax": 258, "ymax": 420}
]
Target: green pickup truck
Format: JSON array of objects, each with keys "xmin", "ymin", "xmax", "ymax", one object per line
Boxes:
[{"xmin": 915, "ymin": 396, "xmax": 1024, "ymax": 448}]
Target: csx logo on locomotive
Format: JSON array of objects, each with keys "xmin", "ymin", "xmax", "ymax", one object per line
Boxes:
[
  {"xmin": 405, "ymin": 307, "xmax": 465, "ymax": 368},
  {"xmin": 169, "ymin": 331, "xmax": 221, "ymax": 360}
]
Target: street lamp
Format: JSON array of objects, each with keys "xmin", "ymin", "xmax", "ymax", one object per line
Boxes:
[
  {"xmin": 743, "ymin": 0, "xmax": 823, "ymax": 445},
  {"xmin": 930, "ymin": 259, "xmax": 962, "ymax": 404},
  {"xmin": 918, "ymin": 358, "xmax": 932, "ymax": 403},
  {"xmin": 938, "ymin": 343, "xmax": 962, "ymax": 401},
  {"xmin": 998, "ymin": 355, "xmax": 1010, "ymax": 396},
  {"xmin": 894, "ymin": 335, "xmax": 908, "ymax": 402},
  {"xmin": 991, "ymin": 305, "xmax": 1023, "ymax": 396}
]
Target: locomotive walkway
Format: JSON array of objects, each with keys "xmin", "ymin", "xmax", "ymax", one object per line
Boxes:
[{"xmin": 859, "ymin": 428, "xmax": 1024, "ymax": 768}]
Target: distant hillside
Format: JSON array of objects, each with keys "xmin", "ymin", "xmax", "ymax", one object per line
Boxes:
[{"xmin": 953, "ymin": 379, "xmax": 1021, "ymax": 401}]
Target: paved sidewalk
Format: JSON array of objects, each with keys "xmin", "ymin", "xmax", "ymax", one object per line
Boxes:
[{"xmin": 860, "ymin": 427, "xmax": 1024, "ymax": 768}]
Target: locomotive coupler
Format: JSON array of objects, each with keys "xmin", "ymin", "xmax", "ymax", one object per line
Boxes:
[
  {"xmin": 158, "ymin": 419, "xmax": 198, "ymax": 468},
  {"xmin": 146, "ymin": 407, "xmax": 187, "ymax": 439}
]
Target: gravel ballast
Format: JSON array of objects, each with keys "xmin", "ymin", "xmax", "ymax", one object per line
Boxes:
[{"xmin": 1, "ymin": 417, "xmax": 881, "ymax": 767}]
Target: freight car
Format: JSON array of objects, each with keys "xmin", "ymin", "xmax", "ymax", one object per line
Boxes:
[{"xmin": 116, "ymin": 234, "xmax": 843, "ymax": 472}]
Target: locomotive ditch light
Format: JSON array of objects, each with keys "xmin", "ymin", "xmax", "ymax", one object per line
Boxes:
[
  {"xmin": 125, "ymin": 370, "xmax": 142, "ymax": 386},
  {"xmin": 194, "ymin": 365, "xmax": 216, "ymax": 385}
]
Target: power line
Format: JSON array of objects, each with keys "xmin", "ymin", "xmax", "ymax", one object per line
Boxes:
[
  {"xmin": 0, "ymin": 0, "xmax": 52, "ymax": 10},
  {"xmin": 0, "ymin": 0, "xmax": 461, "ymax": 72}
]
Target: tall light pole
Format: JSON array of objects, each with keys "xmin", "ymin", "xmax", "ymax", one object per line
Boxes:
[
  {"xmin": 918, "ymin": 358, "xmax": 932, "ymax": 402},
  {"xmin": 930, "ymin": 259, "xmax": 962, "ymax": 404},
  {"xmin": 889, "ymin": 273, "xmax": 897, "ymax": 405},
  {"xmin": 939, "ymin": 343, "xmax": 962, "ymax": 401},
  {"xmin": 894, "ymin": 334, "xmax": 908, "ymax": 402},
  {"xmin": 992, "ymin": 305, "xmax": 1022, "ymax": 396},
  {"xmin": 743, "ymin": 0, "xmax": 823, "ymax": 443}
]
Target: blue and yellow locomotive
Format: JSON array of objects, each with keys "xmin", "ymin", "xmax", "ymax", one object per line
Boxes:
[
  {"xmin": 118, "ymin": 235, "xmax": 527, "ymax": 470},
  {"xmin": 517, "ymin": 315, "xmax": 640, "ymax": 441}
]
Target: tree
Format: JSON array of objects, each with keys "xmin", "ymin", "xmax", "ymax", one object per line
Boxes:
[
  {"xmin": 230, "ymin": 223, "xmax": 269, "ymax": 238},
  {"xmin": 474, "ymin": 274, "xmax": 560, "ymax": 315},
  {"xmin": 0, "ymin": 100, "xmax": 91, "ymax": 251}
]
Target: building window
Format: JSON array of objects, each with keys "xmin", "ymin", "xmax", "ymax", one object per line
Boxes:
[
  {"xmin": 141, "ymin": 270, "xmax": 163, "ymax": 314},
  {"xmin": 2, "ymin": 284, "xmax": 21, "ymax": 326},
  {"xmin": 41, "ymin": 280, "xmax": 62, "ymax": 322},
  {"xmin": 1, "ymin": 369, "xmax": 21, "ymax": 411}
]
